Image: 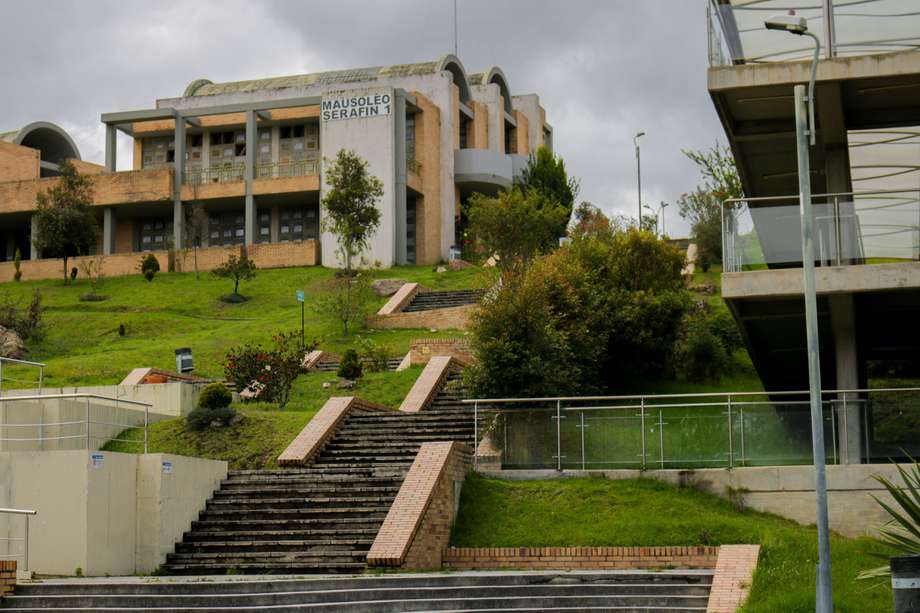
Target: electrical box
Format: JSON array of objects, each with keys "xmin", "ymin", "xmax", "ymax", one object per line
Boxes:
[{"xmin": 175, "ymin": 348, "xmax": 194, "ymax": 374}]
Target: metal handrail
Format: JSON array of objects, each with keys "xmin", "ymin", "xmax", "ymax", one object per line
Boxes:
[
  {"xmin": 0, "ymin": 508, "xmax": 35, "ymax": 573},
  {"xmin": 0, "ymin": 393, "xmax": 152, "ymax": 453},
  {"xmin": 0, "ymin": 357, "xmax": 45, "ymax": 398},
  {"xmin": 723, "ymin": 188, "xmax": 920, "ymax": 207}
]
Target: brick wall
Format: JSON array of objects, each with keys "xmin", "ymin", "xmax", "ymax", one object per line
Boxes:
[
  {"xmin": 443, "ymin": 546, "xmax": 720, "ymax": 571},
  {"xmin": 0, "ymin": 240, "xmax": 319, "ymax": 283},
  {"xmin": 367, "ymin": 441, "xmax": 472, "ymax": 569},
  {"xmin": 398, "ymin": 356, "xmax": 454, "ymax": 413},
  {"xmin": 0, "ymin": 560, "xmax": 15, "ymax": 599},
  {"xmin": 277, "ymin": 396, "xmax": 391, "ymax": 466},
  {"xmin": 367, "ymin": 304, "xmax": 476, "ymax": 331},
  {"xmin": 706, "ymin": 544, "xmax": 760, "ymax": 613},
  {"xmin": 0, "ymin": 142, "xmax": 39, "ymax": 182},
  {"xmin": 409, "ymin": 338, "xmax": 473, "ymax": 365}
]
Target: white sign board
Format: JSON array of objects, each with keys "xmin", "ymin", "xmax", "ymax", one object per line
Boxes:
[
  {"xmin": 91, "ymin": 453, "xmax": 104, "ymax": 469},
  {"xmin": 162, "ymin": 461, "xmax": 173, "ymax": 474},
  {"xmin": 321, "ymin": 94, "xmax": 392, "ymax": 122}
]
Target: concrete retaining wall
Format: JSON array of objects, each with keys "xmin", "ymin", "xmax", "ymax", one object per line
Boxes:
[
  {"xmin": 480, "ymin": 464, "xmax": 912, "ymax": 538},
  {"xmin": 0, "ymin": 450, "xmax": 226, "ymax": 576}
]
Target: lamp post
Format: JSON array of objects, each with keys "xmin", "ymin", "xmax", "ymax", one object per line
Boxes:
[
  {"xmin": 634, "ymin": 131, "xmax": 645, "ymax": 227},
  {"xmin": 765, "ymin": 13, "xmax": 832, "ymax": 612},
  {"xmin": 643, "ymin": 202, "xmax": 665, "ymax": 237},
  {"xmin": 660, "ymin": 201, "xmax": 669, "ymax": 236}
]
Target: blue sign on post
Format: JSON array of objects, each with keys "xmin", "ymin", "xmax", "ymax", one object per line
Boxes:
[
  {"xmin": 296, "ymin": 290, "xmax": 306, "ymax": 349},
  {"xmin": 295, "ymin": 290, "xmax": 305, "ymax": 303}
]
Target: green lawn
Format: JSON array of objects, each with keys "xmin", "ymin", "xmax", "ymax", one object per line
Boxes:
[
  {"xmin": 0, "ymin": 265, "xmax": 493, "ymax": 388},
  {"xmin": 451, "ymin": 475, "xmax": 892, "ymax": 612},
  {"xmin": 102, "ymin": 367, "xmax": 422, "ymax": 469}
]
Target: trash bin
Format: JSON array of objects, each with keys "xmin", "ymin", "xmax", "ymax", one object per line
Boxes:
[
  {"xmin": 891, "ymin": 555, "xmax": 920, "ymax": 612},
  {"xmin": 174, "ymin": 348, "xmax": 194, "ymax": 374}
]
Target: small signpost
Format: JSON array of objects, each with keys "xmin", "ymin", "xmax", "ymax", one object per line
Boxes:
[{"xmin": 296, "ymin": 290, "xmax": 305, "ymax": 349}]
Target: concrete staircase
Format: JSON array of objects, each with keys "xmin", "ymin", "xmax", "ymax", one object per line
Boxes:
[
  {"xmin": 0, "ymin": 570, "xmax": 714, "ymax": 611},
  {"xmin": 312, "ymin": 357, "xmax": 404, "ymax": 373},
  {"xmin": 160, "ymin": 374, "xmax": 473, "ymax": 575},
  {"xmin": 402, "ymin": 289, "xmax": 484, "ymax": 312}
]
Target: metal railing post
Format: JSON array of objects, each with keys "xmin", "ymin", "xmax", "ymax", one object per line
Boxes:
[
  {"xmin": 640, "ymin": 399, "xmax": 647, "ymax": 469},
  {"xmin": 842, "ymin": 395, "xmax": 849, "ymax": 463},
  {"xmin": 580, "ymin": 410, "xmax": 586, "ymax": 470},
  {"xmin": 85, "ymin": 396, "xmax": 91, "ymax": 450},
  {"xmin": 829, "ymin": 399, "xmax": 838, "ymax": 465},
  {"xmin": 864, "ymin": 400, "xmax": 871, "ymax": 463},
  {"xmin": 144, "ymin": 403, "xmax": 149, "ymax": 454},
  {"xmin": 658, "ymin": 409, "xmax": 665, "ymax": 470},
  {"xmin": 727, "ymin": 396, "xmax": 734, "ymax": 468},
  {"xmin": 23, "ymin": 514, "xmax": 29, "ymax": 574},
  {"xmin": 556, "ymin": 400, "xmax": 562, "ymax": 472},
  {"xmin": 473, "ymin": 401, "xmax": 478, "ymax": 468},
  {"xmin": 834, "ymin": 196, "xmax": 842, "ymax": 266},
  {"xmin": 740, "ymin": 405, "xmax": 746, "ymax": 467}
]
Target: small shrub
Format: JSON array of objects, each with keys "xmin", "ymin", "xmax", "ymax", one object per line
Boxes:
[
  {"xmin": 337, "ymin": 349, "xmax": 363, "ymax": 381},
  {"xmin": 223, "ymin": 331, "xmax": 311, "ymax": 409},
  {"xmin": 12, "ymin": 248, "xmax": 21, "ymax": 282},
  {"xmin": 187, "ymin": 405, "xmax": 237, "ymax": 431},
  {"xmin": 70, "ymin": 266, "xmax": 78, "ymax": 281},
  {"xmin": 118, "ymin": 323, "xmax": 126, "ymax": 337},
  {"xmin": 140, "ymin": 253, "xmax": 160, "ymax": 282},
  {"xmin": 0, "ymin": 289, "xmax": 43, "ymax": 341},
  {"xmin": 212, "ymin": 249, "xmax": 257, "ymax": 298},
  {"xmin": 697, "ymin": 251, "xmax": 712, "ymax": 273},
  {"xmin": 198, "ymin": 382, "xmax": 232, "ymax": 410},
  {"xmin": 355, "ymin": 337, "xmax": 390, "ymax": 372},
  {"xmin": 674, "ymin": 318, "xmax": 730, "ymax": 383}
]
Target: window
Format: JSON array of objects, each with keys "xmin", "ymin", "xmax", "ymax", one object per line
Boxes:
[
  {"xmin": 137, "ymin": 217, "xmax": 173, "ymax": 251},
  {"xmin": 141, "ymin": 137, "xmax": 173, "ymax": 168},
  {"xmin": 208, "ymin": 213, "xmax": 245, "ymax": 246},
  {"xmin": 406, "ymin": 115, "xmax": 417, "ymax": 160},
  {"xmin": 257, "ymin": 211, "xmax": 271, "ymax": 243},
  {"xmin": 505, "ymin": 122, "xmax": 516, "ymax": 154},
  {"xmin": 406, "ymin": 199, "xmax": 417, "ymax": 264},
  {"xmin": 459, "ymin": 115, "xmax": 471, "ymax": 149}
]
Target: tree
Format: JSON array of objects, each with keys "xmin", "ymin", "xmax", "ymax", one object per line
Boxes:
[
  {"xmin": 212, "ymin": 248, "xmax": 257, "ymax": 300},
  {"xmin": 519, "ymin": 145, "xmax": 580, "ymax": 237},
  {"xmin": 319, "ymin": 274, "xmax": 373, "ymax": 336},
  {"xmin": 12, "ymin": 248, "xmax": 21, "ymax": 282},
  {"xmin": 32, "ymin": 160, "xmax": 98, "ymax": 284},
  {"xmin": 467, "ymin": 187, "xmax": 568, "ymax": 275},
  {"xmin": 677, "ymin": 145, "xmax": 742, "ymax": 267},
  {"xmin": 184, "ymin": 204, "xmax": 209, "ymax": 279},
  {"xmin": 321, "ymin": 149, "xmax": 383, "ymax": 274}
]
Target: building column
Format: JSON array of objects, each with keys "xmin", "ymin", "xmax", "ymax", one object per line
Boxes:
[
  {"xmin": 103, "ymin": 207, "xmax": 116, "ymax": 255},
  {"xmin": 393, "ymin": 91, "xmax": 407, "ymax": 265},
  {"xmin": 173, "ymin": 117, "xmax": 186, "ymax": 250},
  {"xmin": 830, "ymin": 293, "xmax": 863, "ymax": 463},
  {"xmin": 29, "ymin": 215, "xmax": 39, "ymax": 260},
  {"xmin": 270, "ymin": 205, "xmax": 280, "ymax": 243},
  {"xmin": 244, "ymin": 110, "xmax": 257, "ymax": 246},
  {"xmin": 105, "ymin": 124, "xmax": 117, "ymax": 172}
]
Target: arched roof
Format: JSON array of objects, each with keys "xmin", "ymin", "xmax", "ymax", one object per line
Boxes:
[
  {"xmin": 469, "ymin": 66, "xmax": 513, "ymax": 113},
  {"xmin": 0, "ymin": 121, "xmax": 81, "ymax": 163},
  {"xmin": 182, "ymin": 55, "xmax": 473, "ymax": 103}
]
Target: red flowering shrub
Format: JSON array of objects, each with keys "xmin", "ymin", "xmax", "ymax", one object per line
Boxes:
[{"xmin": 224, "ymin": 332, "xmax": 314, "ymax": 409}]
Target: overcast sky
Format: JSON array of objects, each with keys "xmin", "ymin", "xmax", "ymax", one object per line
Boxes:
[{"xmin": 0, "ymin": 0, "xmax": 725, "ymax": 236}]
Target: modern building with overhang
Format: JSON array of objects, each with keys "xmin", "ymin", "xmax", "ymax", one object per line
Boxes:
[
  {"xmin": 708, "ymin": 0, "xmax": 920, "ymax": 462},
  {"xmin": 0, "ymin": 55, "xmax": 552, "ymax": 277}
]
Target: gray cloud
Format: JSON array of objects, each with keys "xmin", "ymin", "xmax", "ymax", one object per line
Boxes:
[{"xmin": 0, "ymin": 0, "xmax": 724, "ymax": 236}]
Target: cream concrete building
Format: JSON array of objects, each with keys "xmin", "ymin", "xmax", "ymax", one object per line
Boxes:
[{"xmin": 0, "ymin": 56, "xmax": 552, "ymax": 279}]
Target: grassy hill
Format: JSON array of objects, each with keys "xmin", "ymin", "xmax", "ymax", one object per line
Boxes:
[
  {"xmin": 1, "ymin": 264, "xmax": 493, "ymax": 388},
  {"xmin": 451, "ymin": 475, "xmax": 892, "ymax": 612}
]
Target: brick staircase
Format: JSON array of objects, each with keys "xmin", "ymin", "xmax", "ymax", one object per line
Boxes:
[
  {"xmin": 402, "ymin": 288, "xmax": 484, "ymax": 312},
  {"xmin": 0, "ymin": 570, "xmax": 714, "ymax": 611},
  {"xmin": 312, "ymin": 356, "xmax": 404, "ymax": 372},
  {"xmin": 160, "ymin": 370, "xmax": 472, "ymax": 575}
]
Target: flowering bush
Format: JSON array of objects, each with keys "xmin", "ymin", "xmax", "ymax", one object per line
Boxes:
[{"xmin": 223, "ymin": 332, "xmax": 313, "ymax": 409}]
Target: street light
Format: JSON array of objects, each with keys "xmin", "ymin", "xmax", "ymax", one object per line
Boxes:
[
  {"xmin": 643, "ymin": 202, "xmax": 667, "ymax": 237},
  {"xmin": 765, "ymin": 13, "xmax": 832, "ymax": 612},
  {"xmin": 634, "ymin": 132, "xmax": 645, "ymax": 226}
]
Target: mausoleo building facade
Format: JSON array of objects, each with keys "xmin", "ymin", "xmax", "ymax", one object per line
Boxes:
[{"xmin": 0, "ymin": 55, "xmax": 552, "ymax": 280}]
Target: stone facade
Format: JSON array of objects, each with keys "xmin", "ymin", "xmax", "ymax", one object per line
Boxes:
[
  {"xmin": 408, "ymin": 338, "xmax": 473, "ymax": 365},
  {"xmin": 367, "ymin": 441, "xmax": 471, "ymax": 569},
  {"xmin": 0, "ymin": 240, "xmax": 319, "ymax": 283},
  {"xmin": 706, "ymin": 545, "xmax": 760, "ymax": 613},
  {"xmin": 442, "ymin": 546, "xmax": 720, "ymax": 570},
  {"xmin": 367, "ymin": 304, "xmax": 477, "ymax": 331}
]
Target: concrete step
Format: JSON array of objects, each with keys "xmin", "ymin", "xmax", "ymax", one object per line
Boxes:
[
  {"xmin": 175, "ymin": 538, "xmax": 374, "ymax": 553},
  {"xmin": 205, "ymin": 495, "xmax": 396, "ymax": 509},
  {"xmin": 184, "ymin": 529, "xmax": 380, "ymax": 542},
  {"xmin": 190, "ymin": 517, "xmax": 386, "ymax": 532}
]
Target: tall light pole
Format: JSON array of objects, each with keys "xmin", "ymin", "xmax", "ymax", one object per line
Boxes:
[
  {"xmin": 765, "ymin": 13, "xmax": 832, "ymax": 612},
  {"xmin": 660, "ymin": 201, "xmax": 669, "ymax": 237},
  {"xmin": 634, "ymin": 132, "xmax": 645, "ymax": 227}
]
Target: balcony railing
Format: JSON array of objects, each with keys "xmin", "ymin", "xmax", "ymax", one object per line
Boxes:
[
  {"xmin": 183, "ymin": 160, "xmax": 319, "ymax": 185},
  {"xmin": 707, "ymin": 0, "xmax": 920, "ymax": 67},
  {"xmin": 722, "ymin": 189, "xmax": 920, "ymax": 273},
  {"xmin": 467, "ymin": 387, "xmax": 920, "ymax": 470}
]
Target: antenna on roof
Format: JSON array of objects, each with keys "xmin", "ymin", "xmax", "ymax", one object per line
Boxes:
[{"xmin": 453, "ymin": 0, "xmax": 459, "ymax": 57}]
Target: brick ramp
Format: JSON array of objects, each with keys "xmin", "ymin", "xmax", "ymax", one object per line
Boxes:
[{"xmin": 0, "ymin": 570, "xmax": 714, "ymax": 611}]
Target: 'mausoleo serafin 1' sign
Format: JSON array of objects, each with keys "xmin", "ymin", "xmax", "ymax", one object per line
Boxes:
[{"xmin": 321, "ymin": 94, "xmax": 392, "ymax": 121}]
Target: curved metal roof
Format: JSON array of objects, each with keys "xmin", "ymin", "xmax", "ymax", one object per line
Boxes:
[
  {"xmin": 184, "ymin": 55, "xmax": 474, "ymax": 102},
  {"xmin": 0, "ymin": 121, "xmax": 81, "ymax": 162}
]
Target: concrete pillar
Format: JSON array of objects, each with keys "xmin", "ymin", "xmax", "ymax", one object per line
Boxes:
[
  {"xmin": 29, "ymin": 216, "xmax": 39, "ymax": 260},
  {"xmin": 173, "ymin": 118, "xmax": 186, "ymax": 250},
  {"xmin": 105, "ymin": 125, "xmax": 117, "ymax": 172},
  {"xmin": 244, "ymin": 110, "xmax": 257, "ymax": 246},
  {"xmin": 829, "ymin": 293, "xmax": 863, "ymax": 463},
  {"xmin": 270, "ymin": 205, "xmax": 280, "ymax": 243},
  {"xmin": 102, "ymin": 207, "xmax": 116, "ymax": 255}
]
